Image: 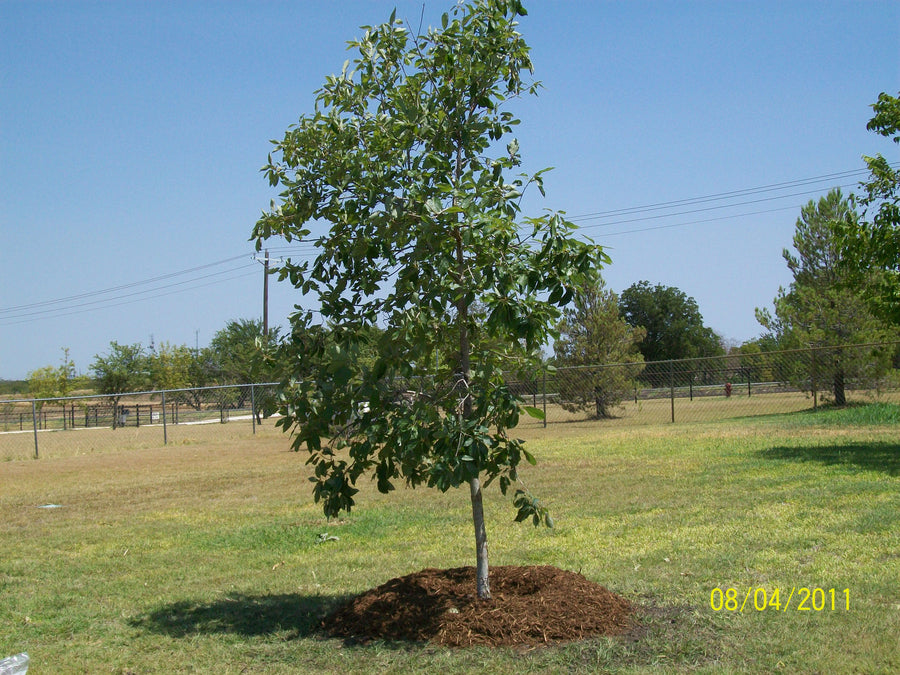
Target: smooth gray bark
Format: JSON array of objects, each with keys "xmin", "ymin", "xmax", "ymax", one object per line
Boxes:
[{"xmin": 469, "ymin": 475, "xmax": 491, "ymax": 599}]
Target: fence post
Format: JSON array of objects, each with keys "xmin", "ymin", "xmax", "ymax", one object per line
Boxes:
[
  {"xmin": 250, "ymin": 385, "xmax": 256, "ymax": 435},
  {"xmin": 542, "ymin": 369, "xmax": 547, "ymax": 428},
  {"xmin": 811, "ymin": 347, "xmax": 818, "ymax": 411},
  {"xmin": 31, "ymin": 400, "xmax": 39, "ymax": 459},
  {"xmin": 161, "ymin": 391, "xmax": 168, "ymax": 446},
  {"xmin": 669, "ymin": 361, "xmax": 675, "ymax": 423}
]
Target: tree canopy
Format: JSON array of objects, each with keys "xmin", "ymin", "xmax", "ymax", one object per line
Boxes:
[
  {"xmin": 91, "ymin": 342, "xmax": 149, "ymax": 427},
  {"xmin": 27, "ymin": 347, "xmax": 85, "ymax": 406},
  {"xmin": 148, "ymin": 342, "xmax": 195, "ymax": 392},
  {"xmin": 207, "ymin": 319, "xmax": 280, "ymax": 385},
  {"xmin": 617, "ymin": 281, "xmax": 722, "ymax": 364},
  {"xmin": 252, "ymin": 0, "xmax": 606, "ymax": 599},
  {"xmin": 841, "ymin": 91, "xmax": 900, "ymax": 324}
]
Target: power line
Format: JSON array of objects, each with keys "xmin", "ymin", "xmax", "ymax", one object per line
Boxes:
[
  {"xmin": 0, "ymin": 268, "xmax": 259, "ymax": 327},
  {"xmin": 576, "ymin": 181, "xmax": 861, "ymax": 233},
  {"xmin": 0, "ymin": 262, "xmax": 257, "ymax": 325},
  {"xmin": 0, "ymin": 254, "xmax": 249, "ymax": 316},
  {"xmin": 567, "ymin": 167, "xmax": 873, "ymax": 222},
  {"xmin": 597, "ymin": 204, "xmax": 802, "ymax": 238},
  {"xmin": 5, "ymin": 166, "xmax": 888, "ymax": 325}
]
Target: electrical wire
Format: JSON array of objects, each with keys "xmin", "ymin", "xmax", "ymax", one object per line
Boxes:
[
  {"xmin": 595, "ymin": 204, "xmax": 801, "ymax": 238},
  {"xmin": 0, "ymin": 254, "xmax": 249, "ymax": 315},
  {"xmin": 4, "ymin": 165, "xmax": 891, "ymax": 326},
  {"xmin": 567, "ymin": 167, "xmax": 873, "ymax": 223},
  {"xmin": 574, "ymin": 182, "xmax": 861, "ymax": 231},
  {"xmin": 0, "ymin": 262, "xmax": 258, "ymax": 325}
]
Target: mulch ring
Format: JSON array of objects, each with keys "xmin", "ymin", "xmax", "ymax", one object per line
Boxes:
[{"xmin": 322, "ymin": 565, "xmax": 633, "ymax": 648}]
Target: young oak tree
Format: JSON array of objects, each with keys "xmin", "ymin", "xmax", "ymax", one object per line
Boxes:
[{"xmin": 252, "ymin": 0, "xmax": 606, "ymax": 599}]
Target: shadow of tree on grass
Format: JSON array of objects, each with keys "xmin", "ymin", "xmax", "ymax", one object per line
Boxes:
[
  {"xmin": 130, "ymin": 593, "xmax": 349, "ymax": 639},
  {"xmin": 758, "ymin": 442, "xmax": 900, "ymax": 476}
]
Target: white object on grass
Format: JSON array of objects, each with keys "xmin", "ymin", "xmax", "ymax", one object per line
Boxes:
[{"xmin": 0, "ymin": 652, "xmax": 29, "ymax": 675}]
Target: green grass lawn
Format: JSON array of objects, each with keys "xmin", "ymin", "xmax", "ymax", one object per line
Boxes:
[{"xmin": 1, "ymin": 406, "xmax": 898, "ymax": 673}]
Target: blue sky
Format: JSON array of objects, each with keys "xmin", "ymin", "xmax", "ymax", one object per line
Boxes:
[{"xmin": 1, "ymin": 1, "xmax": 897, "ymax": 380}]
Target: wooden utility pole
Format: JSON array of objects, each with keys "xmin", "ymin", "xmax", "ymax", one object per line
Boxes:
[
  {"xmin": 254, "ymin": 250, "xmax": 270, "ymax": 336},
  {"xmin": 262, "ymin": 249, "xmax": 269, "ymax": 336}
]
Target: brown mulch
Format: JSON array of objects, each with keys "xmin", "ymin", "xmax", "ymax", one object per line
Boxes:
[{"xmin": 322, "ymin": 565, "xmax": 633, "ymax": 647}]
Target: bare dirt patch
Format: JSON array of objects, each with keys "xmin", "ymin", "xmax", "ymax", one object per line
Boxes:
[{"xmin": 322, "ymin": 565, "xmax": 633, "ymax": 647}]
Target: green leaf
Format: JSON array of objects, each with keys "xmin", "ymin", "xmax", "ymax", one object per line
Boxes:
[{"xmin": 521, "ymin": 405, "xmax": 544, "ymax": 420}]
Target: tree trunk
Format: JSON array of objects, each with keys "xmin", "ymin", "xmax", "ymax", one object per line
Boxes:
[
  {"xmin": 453, "ymin": 133, "xmax": 491, "ymax": 599},
  {"xmin": 457, "ymin": 254, "xmax": 491, "ymax": 600},
  {"xmin": 469, "ymin": 475, "xmax": 491, "ymax": 599},
  {"xmin": 594, "ymin": 386, "xmax": 609, "ymax": 419},
  {"xmin": 833, "ymin": 369, "xmax": 846, "ymax": 406}
]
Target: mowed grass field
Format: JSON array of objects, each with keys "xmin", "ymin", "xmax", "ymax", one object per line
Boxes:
[{"xmin": 1, "ymin": 405, "xmax": 899, "ymax": 673}]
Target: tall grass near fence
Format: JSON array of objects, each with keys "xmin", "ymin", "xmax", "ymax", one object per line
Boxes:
[{"xmin": 1, "ymin": 405, "xmax": 898, "ymax": 673}]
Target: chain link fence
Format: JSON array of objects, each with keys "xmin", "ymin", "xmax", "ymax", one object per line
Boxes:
[
  {"xmin": 1, "ymin": 383, "xmax": 279, "ymax": 460},
  {"xmin": 507, "ymin": 341, "xmax": 900, "ymax": 427},
  {"xmin": 4, "ymin": 342, "xmax": 899, "ymax": 460}
]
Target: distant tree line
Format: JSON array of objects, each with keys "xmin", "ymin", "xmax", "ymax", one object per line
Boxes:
[{"xmin": 22, "ymin": 319, "xmax": 281, "ymax": 402}]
